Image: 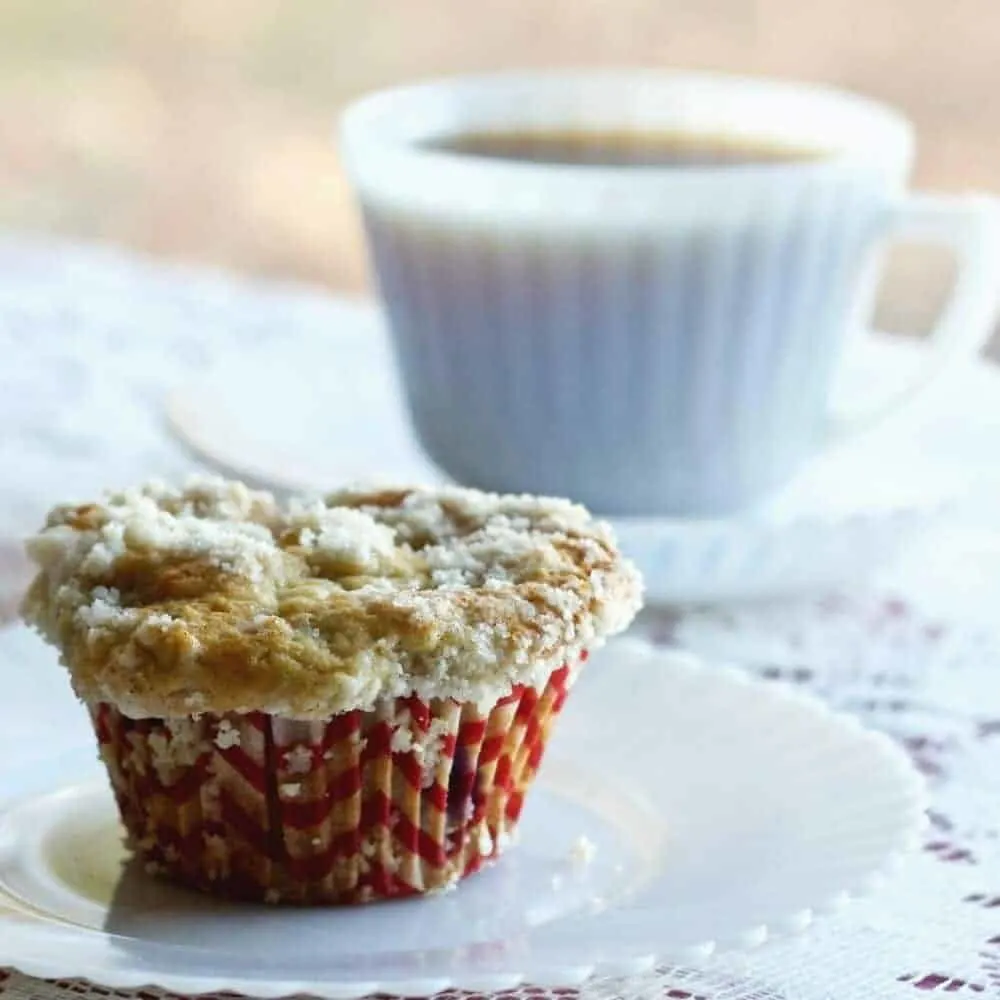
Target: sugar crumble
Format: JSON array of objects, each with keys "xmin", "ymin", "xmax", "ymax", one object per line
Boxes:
[
  {"xmin": 568, "ymin": 835, "xmax": 597, "ymax": 868},
  {"xmin": 21, "ymin": 477, "xmax": 642, "ymax": 718}
]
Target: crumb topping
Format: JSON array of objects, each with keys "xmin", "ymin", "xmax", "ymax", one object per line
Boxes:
[
  {"xmin": 22, "ymin": 477, "xmax": 642, "ymax": 718},
  {"xmin": 213, "ymin": 719, "xmax": 241, "ymax": 750},
  {"xmin": 568, "ymin": 834, "xmax": 598, "ymax": 868}
]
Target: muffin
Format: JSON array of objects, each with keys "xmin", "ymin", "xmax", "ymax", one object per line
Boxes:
[{"xmin": 22, "ymin": 478, "xmax": 642, "ymax": 904}]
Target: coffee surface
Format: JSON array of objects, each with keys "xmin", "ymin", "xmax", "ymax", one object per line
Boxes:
[{"xmin": 423, "ymin": 128, "xmax": 823, "ymax": 167}]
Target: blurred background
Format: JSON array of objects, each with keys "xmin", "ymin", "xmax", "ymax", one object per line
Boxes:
[{"xmin": 2, "ymin": 0, "xmax": 998, "ymax": 342}]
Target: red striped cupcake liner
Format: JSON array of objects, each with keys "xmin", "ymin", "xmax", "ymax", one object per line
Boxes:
[{"xmin": 89, "ymin": 656, "xmax": 582, "ymax": 904}]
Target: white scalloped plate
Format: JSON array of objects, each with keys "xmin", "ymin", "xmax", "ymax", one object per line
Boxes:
[
  {"xmin": 162, "ymin": 299, "xmax": 1000, "ymax": 602},
  {"xmin": 0, "ymin": 627, "xmax": 925, "ymax": 997}
]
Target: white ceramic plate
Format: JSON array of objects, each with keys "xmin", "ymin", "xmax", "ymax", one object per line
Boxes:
[
  {"xmin": 163, "ymin": 299, "xmax": 1000, "ymax": 602},
  {"xmin": 0, "ymin": 628, "xmax": 925, "ymax": 997}
]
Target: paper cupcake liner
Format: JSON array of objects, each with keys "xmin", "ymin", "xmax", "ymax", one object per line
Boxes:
[{"xmin": 89, "ymin": 657, "xmax": 581, "ymax": 905}]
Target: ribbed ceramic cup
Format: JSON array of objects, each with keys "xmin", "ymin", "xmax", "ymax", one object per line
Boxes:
[{"xmin": 341, "ymin": 71, "xmax": 1000, "ymax": 517}]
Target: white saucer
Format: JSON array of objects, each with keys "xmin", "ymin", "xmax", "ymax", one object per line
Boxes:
[
  {"xmin": 0, "ymin": 628, "xmax": 924, "ymax": 997},
  {"xmin": 164, "ymin": 299, "xmax": 1000, "ymax": 602}
]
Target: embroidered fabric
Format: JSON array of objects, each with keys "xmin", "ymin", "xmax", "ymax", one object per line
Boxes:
[{"xmin": 2, "ymin": 237, "xmax": 1000, "ymax": 998}]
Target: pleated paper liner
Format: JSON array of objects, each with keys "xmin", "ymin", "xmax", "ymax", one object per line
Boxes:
[{"xmin": 89, "ymin": 656, "xmax": 582, "ymax": 904}]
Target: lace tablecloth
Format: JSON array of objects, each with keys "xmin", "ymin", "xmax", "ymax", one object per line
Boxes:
[{"xmin": 1, "ymin": 236, "xmax": 1000, "ymax": 1000}]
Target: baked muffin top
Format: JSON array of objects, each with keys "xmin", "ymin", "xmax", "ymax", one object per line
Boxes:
[{"xmin": 22, "ymin": 478, "xmax": 642, "ymax": 718}]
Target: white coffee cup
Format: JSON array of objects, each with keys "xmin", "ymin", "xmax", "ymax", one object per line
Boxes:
[{"xmin": 341, "ymin": 71, "xmax": 1000, "ymax": 517}]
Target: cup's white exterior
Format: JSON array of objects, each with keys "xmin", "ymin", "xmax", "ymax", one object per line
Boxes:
[{"xmin": 342, "ymin": 72, "xmax": 916, "ymax": 516}]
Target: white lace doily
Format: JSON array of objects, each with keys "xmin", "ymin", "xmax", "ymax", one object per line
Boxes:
[{"xmin": 2, "ymin": 237, "xmax": 1000, "ymax": 999}]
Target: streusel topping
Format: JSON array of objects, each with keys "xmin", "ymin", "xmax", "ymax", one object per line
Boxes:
[{"xmin": 22, "ymin": 477, "xmax": 642, "ymax": 718}]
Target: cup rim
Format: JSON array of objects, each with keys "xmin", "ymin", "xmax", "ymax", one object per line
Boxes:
[{"xmin": 340, "ymin": 68, "xmax": 915, "ymax": 183}]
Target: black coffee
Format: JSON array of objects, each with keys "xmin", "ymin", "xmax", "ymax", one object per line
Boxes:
[{"xmin": 423, "ymin": 128, "xmax": 823, "ymax": 167}]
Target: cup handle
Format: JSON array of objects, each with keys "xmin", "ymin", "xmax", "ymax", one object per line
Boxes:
[{"xmin": 828, "ymin": 192, "xmax": 1000, "ymax": 443}]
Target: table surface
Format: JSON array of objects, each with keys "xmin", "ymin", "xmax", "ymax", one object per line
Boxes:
[{"xmin": 2, "ymin": 238, "xmax": 1000, "ymax": 1000}]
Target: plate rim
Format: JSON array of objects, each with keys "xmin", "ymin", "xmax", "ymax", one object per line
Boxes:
[
  {"xmin": 162, "ymin": 316, "xmax": 979, "ymax": 603},
  {"xmin": 0, "ymin": 634, "xmax": 928, "ymax": 997}
]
